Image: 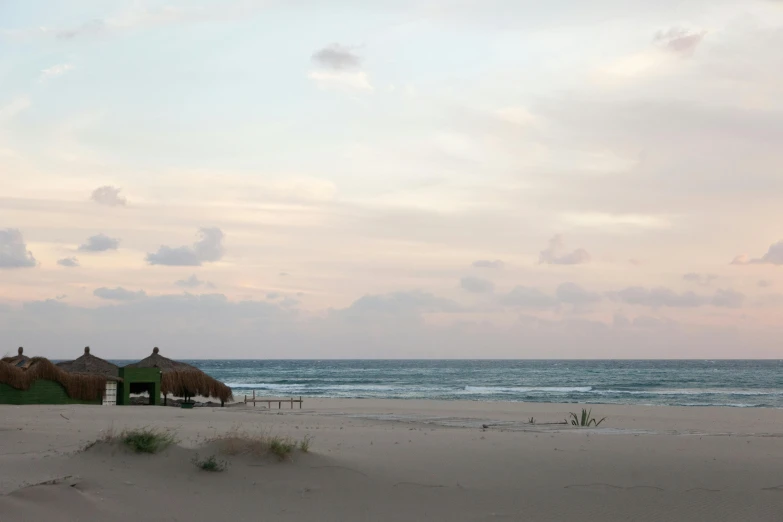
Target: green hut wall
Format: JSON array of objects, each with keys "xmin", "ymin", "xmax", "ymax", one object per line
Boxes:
[
  {"xmin": 117, "ymin": 367, "xmax": 162, "ymax": 406},
  {"xmin": 0, "ymin": 380, "xmax": 101, "ymax": 405}
]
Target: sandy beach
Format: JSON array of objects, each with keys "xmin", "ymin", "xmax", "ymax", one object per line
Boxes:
[{"xmin": 2, "ymin": 399, "xmax": 783, "ymax": 521}]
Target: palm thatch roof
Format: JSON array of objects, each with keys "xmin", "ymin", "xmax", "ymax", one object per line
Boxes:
[
  {"xmin": 57, "ymin": 347, "xmax": 121, "ymax": 382},
  {"xmin": 125, "ymin": 347, "xmax": 233, "ymax": 402},
  {"xmin": 2, "ymin": 347, "xmax": 31, "ymax": 369},
  {"xmin": 0, "ymin": 357, "xmax": 108, "ymax": 401}
]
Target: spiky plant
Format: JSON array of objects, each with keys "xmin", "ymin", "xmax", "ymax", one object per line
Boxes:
[{"xmin": 567, "ymin": 408, "xmax": 606, "ymax": 427}]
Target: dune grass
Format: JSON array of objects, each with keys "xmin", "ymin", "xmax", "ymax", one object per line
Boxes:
[
  {"xmin": 122, "ymin": 427, "xmax": 177, "ymax": 453},
  {"xmin": 207, "ymin": 425, "xmax": 312, "ymax": 461},
  {"xmin": 193, "ymin": 454, "xmax": 229, "ymax": 472}
]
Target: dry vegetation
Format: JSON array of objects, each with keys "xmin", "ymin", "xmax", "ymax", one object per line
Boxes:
[
  {"xmin": 206, "ymin": 425, "xmax": 312, "ymax": 461},
  {"xmin": 0, "ymin": 358, "xmax": 108, "ymax": 401}
]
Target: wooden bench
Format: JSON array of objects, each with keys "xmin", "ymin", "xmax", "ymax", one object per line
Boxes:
[{"xmin": 244, "ymin": 391, "xmax": 303, "ymax": 409}]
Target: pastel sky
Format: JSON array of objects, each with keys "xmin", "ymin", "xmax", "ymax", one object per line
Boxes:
[{"xmin": 2, "ymin": 0, "xmax": 783, "ymax": 359}]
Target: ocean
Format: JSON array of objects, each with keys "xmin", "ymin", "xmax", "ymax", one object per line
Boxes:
[{"xmin": 113, "ymin": 359, "xmax": 783, "ymax": 408}]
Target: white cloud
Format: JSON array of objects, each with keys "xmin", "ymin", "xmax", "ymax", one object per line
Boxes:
[
  {"xmin": 146, "ymin": 228, "xmax": 225, "ymax": 266},
  {"xmin": 78, "ymin": 233, "xmax": 120, "ymax": 252},
  {"xmin": 57, "ymin": 257, "xmax": 80, "ymax": 268},
  {"xmin": 312, "ymin": 44, "xmax": 362, "ymax": 70},
  {"xmin": 308, "ymin": 70, "xmax": 373, "ymax": 91},
  {"xmin": 472, "ymin": 259, "xmax": 504, "ymax": 269},
  {"xmin": 91, "ymin": 186, "xmax": 127, "ymax": 206},
  {"xmin": 0, "ymin": 229, "xmax": 37, "ymax": 268},
  {"xmin": 175, "ymin": 275, "xmax": 206, "ymax": 288},
  {"xmin": 0, "ymin": 97, "xmax": 31, "ymax": 121},
  {"xmin": 683, "ymin": 273, "xmax": 718, "ymax": 286},
  {"xmin": 460, "ymin": 276, "xmax": 495, "ymax": 294},
  {"xmin": 93, "ymin": 287, "xmax": 147, "ymax": 301},
  {"xmin": 539, "ymin": 235, "xmax": 590, "ymax": 265},
  {"xmin": 614, "ymin": 286, "xmax": 745, "ymax": 308},
  {"xmin": 500, "ymin": 286, "xmax": 556, "ymax": 308},
  {"xmin": 733, "ymin": 241, "xmax": 783, "ymax": 265},
  {"xmin": 39, "ymin": 63, "xmax": 74, "ymax": 82}
]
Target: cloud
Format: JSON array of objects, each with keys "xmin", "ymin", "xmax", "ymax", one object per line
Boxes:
[
  {"xmin": 0, "ymin": 97, "xmax": 31, "ymax": 121},
  {"xmin": 57, "ymin": 18, "xmax": 106, "ymax": 40},
  {"xmin": 308, "ymin": 70, "xmax": 373, "ymax": 91},
  {"xmin": 710, "ymin": 289, "xmax": 745, "ymax": 309},
  {"xmin": 78, "ymin": 233, "xmax": 120, "ymax": 252},
  {"xmin": 555, "ymin": 282, "xmax": 601, "ymax": 306},
  {"xmin": 175, "ymin": 275, "xmax": 206, "ymax": 288},
  {"xmin": 146, "ymin": 227, "xmax": 224, "ymax": 266},
  {"xmin": 460, "ymin": 276, "xmax": 495, "ymax": 294},
  {"xmin": 0, "ymin": 229, "xmax": 37, "ymax": 268},
  {"xmin": 731, "ymin": 254, "xmax": 750, "ymax": 265},
  {"xmin": 266, "ymin": 292, "xmax": 281, "ymax": 300},
  {"xmin": 500, "ymin": 286, "xmax": 557, "ymax": 308},
  {"xmin": 683, "ymin": 273, "xmax": 718, "ymax": 286},
  {"xmin": 39, "ymin": 63, "xmax": 74, "ymax": 82},
  {"xmin": 93, "ymin": 287, "xmax": 147, "ymax": 301},
  {"xmin": 472, "ymin": 259, "xmax": 504, "ymax": 269},
  {"xmin": 312, "ymin": 44, "xmax": 361, "ymax": 70},
  {"xmin": 734, "ymin": 241, "xmax": 783, "ymax": 265},
  {"xmin": 759, "ymin": 280, "xmax": 773, "ymax": 288},
  {"xmin": 57, "ymin": 257, "xmax": 80, "ymax": 268},
  {"xmin": 91, "ymin": 186, "xmax": 127, "ymax": 206},
  {"xmin": 539, "ymin": 235, "xmax": 590, "ymax": 265},
  {"xmin": 341, "ymin": 291, "xmax": 463, "ymax": 316},
  {"xmin": 654, "ymin": 27, "xmax": 706, "ymax": 55},
  {"xmin": 614, "ymin": 286, "xmax": 744, "ymax": 308}
]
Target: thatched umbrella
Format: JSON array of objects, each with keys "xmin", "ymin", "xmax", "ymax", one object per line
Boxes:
[
  {"xmin": 0, "ymin": 357, "xmax": 107, "ymax": 401},
  {"xmin": 57, "ymin": 347, "xmax": 121, "ymax": 381},
  {"xmin": 125, "ymin": 347, "xmax": 232, "ymax": 405},
  {"xmin": 2, "ymin": 347, "xmax": 31, "ymax": 369}
]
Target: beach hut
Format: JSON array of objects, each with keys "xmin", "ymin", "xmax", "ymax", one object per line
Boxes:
[
  {"xmin": 0, "ymin": 357, "xmax": 108, "ymax": 405},
  {"xmin": 2, "ymin": 347, "xmax": 31, "ymax": 369},
  {"xmin": 56, "ymin": 347, "xmax": 121, "ymax": 405},
  {"xmin": 124, "ymin": 347, "xmax": 232, "ymax": 406}
]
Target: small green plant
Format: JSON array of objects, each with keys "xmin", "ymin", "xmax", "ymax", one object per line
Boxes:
[
  {"xmin": 528, "ymin": 417, "xmax": 536, "ymax": 425},
  {"xmin": 193, "ymin": 454, "xmax": 229, "ymax": 472},
  {"xmin": 269, "ymin": 436, "xmax": 296, "ymax": 460},
  {"xmin": 567, "ymin": 408, "xmax": 606, "ymax": 427},
  {"xmin": 299, "ymin": 435, "xmax": 312, "ymax": 453},
  {"xmin": 122, "ymin": 427, "xmax": 176, "ymax": 453}
]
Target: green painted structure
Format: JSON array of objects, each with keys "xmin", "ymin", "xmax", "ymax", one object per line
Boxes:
[
  {"xmin": 0, "ymin": 380, "xmax": 101, "ymax": 405},
  {"xmin": 117, "ymin": 367, "xmax": 162, "ymax": 406}
]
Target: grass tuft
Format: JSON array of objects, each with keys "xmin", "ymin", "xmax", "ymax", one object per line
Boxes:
[
  {"xmin": 567, "ymin": 408, "xmax": 606, "ymax": 427},
  {"xmin": 207, "ymin": 425, "xmax": 311, "ymax": 461},
  {"xmin": 528, "ymin": 417, "xmax": 536, "ymax": 425},
  {"xmin": 299, "ymin": 434, "xmax": 312, "ymax": 453},
  {"xmin": 122, "ymin": 427, "xmax": 177, "ymax": 453},
  {"xmin": 193, "ymin": 454, "xmax": 229, "ymax": 472}
]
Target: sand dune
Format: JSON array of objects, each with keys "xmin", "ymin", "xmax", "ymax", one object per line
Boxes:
[{"xmin": 2, "ymin": 399, "xmax": 783, "ymax": 521}]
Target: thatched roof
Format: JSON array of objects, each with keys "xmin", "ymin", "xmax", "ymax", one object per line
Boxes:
[
  {"xmin": 0, "ymin": 357, "xmax": 108, "ymax": 401},
  {"xmin": 125, "ymin": 347, "xmax": 233, "ymax": 402},
  {"xmin": 2, "ymin": 347, "xmax": 31, "ymax": 369},
  {"xmin": 57, "ymin": 347, "xmax": 121, "ymax": 382}
]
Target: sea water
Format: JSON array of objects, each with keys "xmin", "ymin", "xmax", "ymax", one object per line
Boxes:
[{"xmin": 112, "ymin": 360, "xmax": 783, "ymax": 408}]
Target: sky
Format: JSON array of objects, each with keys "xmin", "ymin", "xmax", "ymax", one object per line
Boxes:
[{"xmin": 1, "ymin": 0, "xmax": 783, "ymax": 359}]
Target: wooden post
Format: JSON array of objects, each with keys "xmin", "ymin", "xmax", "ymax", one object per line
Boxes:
[
  {"xmin": 244, "ymin": 394, "xmax": 247, "ymax": 404},
  {"xmin": 290, "ymin": 398, "xmax": 293, "ymax": 409},
  {"xmin": 278, "ymin": 401, "xmax": 281, "ymax": 409},
  {"xmin": 300, "ymin": 396, "xmax": 302, "ymax": 409},
  {"xmin": 253, "ymin": 390, "xmax": 256, "ymax": 407}
]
